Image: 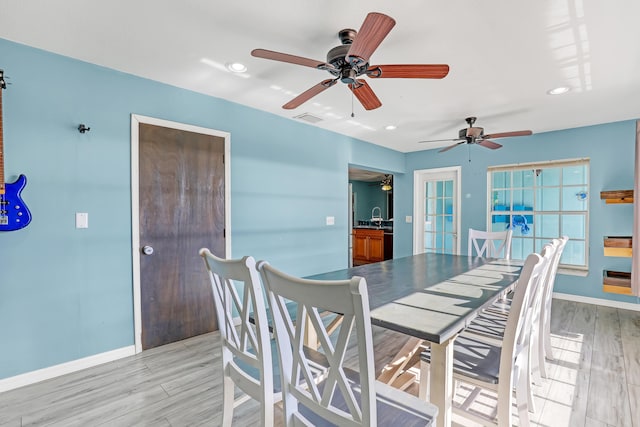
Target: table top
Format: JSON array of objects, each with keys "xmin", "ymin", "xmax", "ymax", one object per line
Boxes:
[{"xmin": 307, "ymin": 253, "xmax": 521, "ymax": 344}]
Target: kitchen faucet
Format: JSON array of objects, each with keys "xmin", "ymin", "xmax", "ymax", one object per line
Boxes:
[{"xmin": 371, "ymin": 206, "xmax": 382, "ymax": 223}]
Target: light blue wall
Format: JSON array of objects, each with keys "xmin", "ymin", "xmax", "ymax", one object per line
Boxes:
[
  {"xmin": 349, "ymin": 180, "xmax": 389, "ymax": 221},
  {"xmin": 1, "ymin": 36, "xmax": 637, "ymax": 381},
  {"xmin": 395, "ymin": 120, "xmax": 639, "ymax": 304},
  {"xmin": 0, "ymin": 38, "xmax": 406, "ymax": 379}
]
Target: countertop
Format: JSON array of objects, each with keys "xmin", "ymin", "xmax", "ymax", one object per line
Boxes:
[{"xmin": 353, "ymin": 225, "xmax": 393, "ymax": 234}]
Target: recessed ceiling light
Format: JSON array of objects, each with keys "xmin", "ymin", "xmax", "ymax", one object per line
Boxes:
[
  {"xmin": 385, "ymin": 125, "xmax": 397, "ymax": 130},
  {"xmin": 547, "ymin": 86, "xmax": 570, "ymax": 95},
  {"xmin": 226, "ymin": 62, "xmax": 247, "ymax": 73}
]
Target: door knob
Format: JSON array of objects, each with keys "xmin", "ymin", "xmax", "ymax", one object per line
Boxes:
[{"xmin": 142, "ymin": 245, "xmax": 154, "ymax": 255}]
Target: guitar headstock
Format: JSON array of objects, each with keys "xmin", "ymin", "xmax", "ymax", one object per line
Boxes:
[{"xmin": 0, "ymin": 70, "xmax": 5, "ymax": 90}]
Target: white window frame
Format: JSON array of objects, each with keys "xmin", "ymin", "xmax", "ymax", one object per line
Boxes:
[{"xmin": 487, "ymin": 158, "xmax": 590, "ymax": 273}]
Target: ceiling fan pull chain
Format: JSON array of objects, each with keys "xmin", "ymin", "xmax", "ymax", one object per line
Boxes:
[{"xmin": 351, "ymin": 90, "xmax": 355, "ymax": 117}]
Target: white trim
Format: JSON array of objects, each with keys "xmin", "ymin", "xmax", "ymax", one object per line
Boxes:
[
  {"xmin": 487, "ymin": 157, "xmax": 590, "ymax": 172},
  {"xmin": 413, "ymin": 166, "xmax": 461, "ymax": 255},
  {"xmin": 131, "ymin": 114, "xmax": 231, "ymax": 354},
  {"xmin": 553, "ymin": 292, "xmax": 640, "ymax": 311},
  {"xmin": 0, "ymin": 346, "xmax": 135, "ymax": 393}
]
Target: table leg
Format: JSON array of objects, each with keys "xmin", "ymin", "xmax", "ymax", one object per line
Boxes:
[
  {"xmin": 303, "ymin": 317, "xmax": 318, "ymax": 350},
  {"xmin": 430, "ymin": 338, "xmax": 455, "ymax": 427}
]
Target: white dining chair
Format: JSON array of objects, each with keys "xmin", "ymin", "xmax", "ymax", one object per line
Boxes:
[
  {"xmin": 257, "ymin": 261, "xmax": 439, "ymax": 427},
  {"xmin": 468, "ymin": 228, "xmax": 513, "ymax": 259},
  {"xmin": 461, "ymin": 242, "xmax": 557, "ymax": 414},
  {"xmin": 538, "ymin": 235, "xmax": 568, "ymax": 376},
  {"xmin": 199, "ymin": 249, "xmax": 277, "ymax": 427},
  {"xmin": 466, "ymin": 237, "xmax": 566, "ymax": 380},
  {"xmin": 419, "ymin": 252, "xmax": 547, "ymax": 427}
]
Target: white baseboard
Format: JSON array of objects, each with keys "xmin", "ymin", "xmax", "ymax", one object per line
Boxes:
[
  {"xmin": 553, "ymin": 292, "xmax": 640, "ymax": 311},
  {"xmin": 0, "ymin": 345, "xmax": 136, "ymax": 393}
]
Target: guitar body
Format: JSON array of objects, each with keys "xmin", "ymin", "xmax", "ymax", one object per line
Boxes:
[{"xmin": 0, "ymin": 174, "xmax": 32, "ymax": 231}]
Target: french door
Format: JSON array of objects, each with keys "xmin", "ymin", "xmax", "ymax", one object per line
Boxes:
[{"xmin": 413, "ymin": 167, "xmax": 461, "ymax": 255}]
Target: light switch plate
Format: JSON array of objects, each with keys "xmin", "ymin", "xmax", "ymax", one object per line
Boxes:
[
  {"xmin": 405, "ymin": 216, "xmax": 412, "ymax": 223},
  {"xmin": 326, "ymin": 216, "xmax": 335, "ymax": 226},
  {"xmin": 76, "ymin": 212, "xmax": 89, "ymax": 228}
]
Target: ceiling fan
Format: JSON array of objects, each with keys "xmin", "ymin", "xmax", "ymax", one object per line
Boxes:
[
  {"xmin": 419, "ymin": 117, "xmax": 533, "ymax": 153},
  {"xmin": 251, "ymin": 12, "xmax": 449, "ymax": 111}
]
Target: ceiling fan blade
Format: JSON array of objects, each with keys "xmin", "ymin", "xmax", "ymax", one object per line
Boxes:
[
  {"xmin": 346, "ymin": 12, "xmax": 396, "ymax": 66},
  {"xmin": 483, "ymin": 130, "xmax": 532, "ymax": 139},
  {"xmin": 283, "ymin": 79, "xmax": 337, "ymax": 109},
  {"xmin": 477, "ymin": 139, "xmax": 503, "ymax": 150},
  {"xmin": 350, "ymin": 79, "xmax": 382, "ymax": 110},
  {"xmin": 438, "ymin": 141, "xmax": 467, "ymax": 153},
  {"xmin": 251, "ymin": 49, "xmax": 333, "ymax": 70},
  {"xmin": 367, "ymin": 64, "xmax": 450, "ymax": 79},
  {"xmin": 419, "ymin": 138, "xmax": 464, "ymax": 144}
]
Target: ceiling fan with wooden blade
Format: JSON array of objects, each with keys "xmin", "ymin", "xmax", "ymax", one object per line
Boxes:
[
  {"xmin": 418, "ymin": 117, "xmax": 533, "ymax": 153},
  {"xmin": 251, "ymin": 12, "xmax": 449, "ymax": 111}
]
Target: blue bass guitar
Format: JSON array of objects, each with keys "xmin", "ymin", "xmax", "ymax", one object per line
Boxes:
[
  {"xmin": 0, "ymin": 69, "xmax": 32, "ymax": 231},
  {"xmin": 0, "ymin": 174, "xmax": 32, "ymax": 230}
]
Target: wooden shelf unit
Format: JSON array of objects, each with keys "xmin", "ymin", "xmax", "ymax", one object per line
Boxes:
[
  {"xmin": 603, "ymin": 270, "xmax": 632, "ymax": 295},
  {"xmin": 600, "ymin": 190, "xmax": 634, "ymax": 204},
  {"xmin": 603, "ymin": 236, "xmax": 633, "ymax": 257},
  {"xmin": 600, "ymin": 190, "xmax": 634, "ymax": 295}
]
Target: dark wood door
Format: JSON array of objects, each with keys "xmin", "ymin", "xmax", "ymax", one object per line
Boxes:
[{"xmin": 139, "ymin": 123, "xmax": 225, "ymax": 350}]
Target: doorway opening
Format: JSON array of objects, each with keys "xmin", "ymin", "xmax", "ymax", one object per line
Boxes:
[
  {"xmin": 413, "ymin": 166, "xmax": 461, "ymax": 255},
  {"xmin": 348, "ymin": 167, "xmax": 394, "ymax": 267}
]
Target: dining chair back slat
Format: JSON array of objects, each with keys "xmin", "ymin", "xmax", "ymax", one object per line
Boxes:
[{"xmin": 468, "ymin": 228, "xmax": 513, "ymax": 259}]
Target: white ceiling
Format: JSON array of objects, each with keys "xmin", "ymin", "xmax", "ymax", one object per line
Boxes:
[{"xmin": 1, "ymin": 1, "xmax": 639, "ymax": 153}]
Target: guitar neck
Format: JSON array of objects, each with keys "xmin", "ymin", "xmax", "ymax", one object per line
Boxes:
[{"xmin": 0, "ymin": 70, "xmax": 5, "ymax": 195}]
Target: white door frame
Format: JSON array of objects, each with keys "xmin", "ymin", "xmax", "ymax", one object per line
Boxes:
[
  {"xmin": 413, "ymin": 166, "xmax": 461, "ymax": 255},
  {"xmin": 130, "ymin": 114, "xmax": 231, "ymax": 354}
]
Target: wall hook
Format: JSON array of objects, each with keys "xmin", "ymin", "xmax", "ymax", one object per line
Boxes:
[{"xmin": 78, "ymin": 124, "xmax": 91, "ymax": 134}]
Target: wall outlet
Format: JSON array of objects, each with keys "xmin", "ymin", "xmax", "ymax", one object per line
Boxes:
[
  {"xmin": 76, "ymin": 212, "xmax": 89, "ymax": 229},
  {"xmin": 405, "ymin": 216, "xmax": 412, "ymax": 223},
  {"xmin": 326, "ymin": 216, "xmax": 335, "ymax": 226}
]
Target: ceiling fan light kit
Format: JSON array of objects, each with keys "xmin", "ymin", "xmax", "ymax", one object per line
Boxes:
[{"xmin": 251, "ymin": 12, "xmax": 450, "ymax": 111}]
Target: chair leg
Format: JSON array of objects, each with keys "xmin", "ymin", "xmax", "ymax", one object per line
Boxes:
[
  {"xmin": 526, "ymin": 347, "xmax": 537, "ymax": 414},
  {"xmin": 261, "ymin": 397, "xmax": 274, "ymax": 427},
  {"xmin": 222, "ymin": 376, "xmax": 235, "ymax": 427},
  {"xmin": 497, "ymin": 381, "xmax": 513, "ymax": 427},
  {"xmin": 530, "ymin": 332, "xmax": 543, "ymax": 386},
  {"xmin": 515, "ymin": 370, "xmax": 531, "ymax": 427},
  {"xmin": 538, "ymin": 338, "xmax": 548, "ymax": 379},
  {"xmin": 418, "ymin": 360, "xmax": 430, "ymax": 401},
  {"xmin": 544, "ymin": 320, "xmax": 555, "ymax": 361}
]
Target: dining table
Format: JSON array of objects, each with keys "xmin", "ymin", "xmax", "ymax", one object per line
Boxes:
[{"xmin": 306, "ymin": 252, "xmax": 522, "ymax": 427}]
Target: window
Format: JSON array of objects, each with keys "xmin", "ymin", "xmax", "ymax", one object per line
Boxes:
[{"xmin": 487, "ymin": 158, "xmax": 589, "ymax": 271}]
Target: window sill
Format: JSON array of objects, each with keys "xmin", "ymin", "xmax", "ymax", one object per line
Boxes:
[{"xmin": 557, "ymin": 267, "xmax": 588, "ymax": 277}]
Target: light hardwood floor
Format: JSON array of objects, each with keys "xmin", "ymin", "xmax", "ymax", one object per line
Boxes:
[{"xmin": 0, "ymin": 299, "xmax": 638, "ymax": 427}]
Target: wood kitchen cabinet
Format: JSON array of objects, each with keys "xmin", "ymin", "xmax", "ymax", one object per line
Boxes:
[{"xmin": 353, "ymin": 228, "xmax": 392, "ymax": 266}]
